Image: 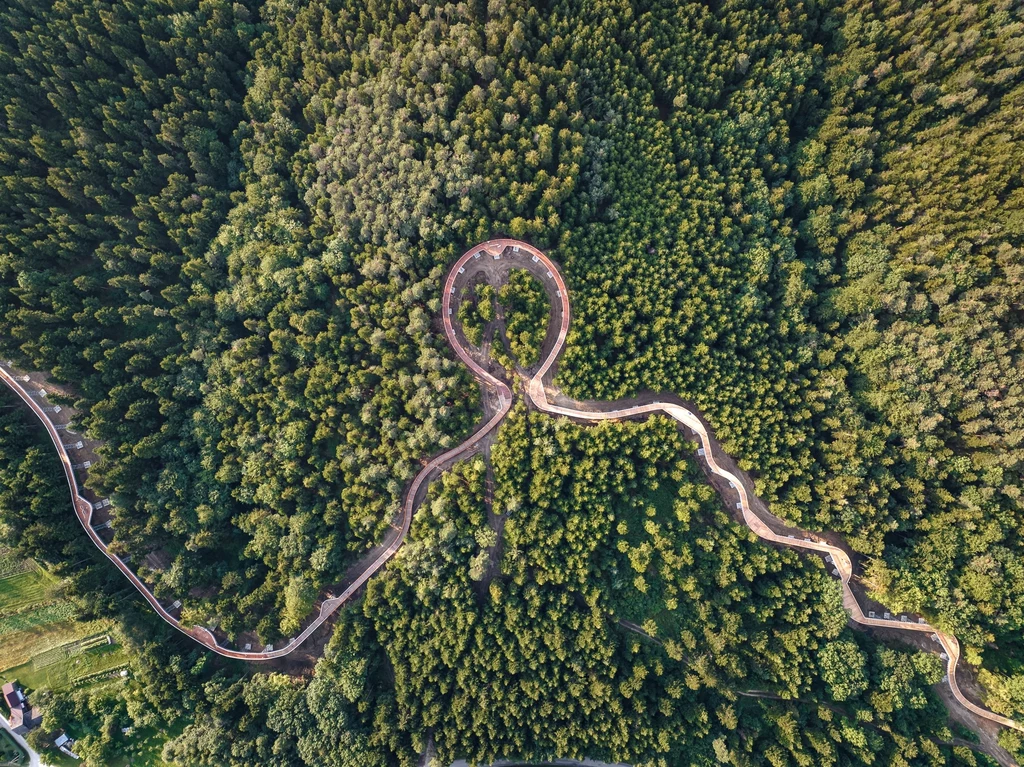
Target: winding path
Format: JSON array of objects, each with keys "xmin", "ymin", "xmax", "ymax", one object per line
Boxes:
[{"xmin": 0, "ymin": 239, "xmax": 1019, "ymax": 733}]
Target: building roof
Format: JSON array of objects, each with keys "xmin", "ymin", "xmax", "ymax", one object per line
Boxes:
[
  {"xmin": 2, "ymin": 681, "xmax": 24, "ymax": 710},
  {"xmin": 54, "ymin": 733, "xmax": 70, "ymax": 747}
]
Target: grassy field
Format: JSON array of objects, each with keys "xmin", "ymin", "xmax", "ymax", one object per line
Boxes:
[
  {"xmin": 0, "ymin": 549, "xmax": 31, "ymax": 580},
  {"xmin": 0, "ymin": 554, "xmax": 178, "ymax": 765},
  {"xmin": 3, "ymin": 637, "xmax": 128, "ymax": 692},
  {"xmin": 0, "ymin": 567, "xmax": 57, "ymax": 613},
  {"xmin": 0, "ymin": 558, "xmax": 127, "ymax": 691},
  {"xmin": 0, "ymin": 600, "xmax": 79, "ymax": 637},
  {"xmin": 0, "ymin": 614, "xmax": 115, "ymax": 674},
  {"xmin": 0, "ymin": 559, "xmax": 103, "ymax": 674}
]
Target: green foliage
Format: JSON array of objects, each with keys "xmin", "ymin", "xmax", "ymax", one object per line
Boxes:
[
  {"xmin": 457, "ymin": 283, "xmax": 495, "ymax": 347},
  {"xmin": 1, "ymin": 0, "xmax": 1021, "ymax": 763},
  {"xmin": 0, "ymin": 0, "xmax": 489, "ymax": 643},
  {"xmin": 238, "ymin": 406, "xmax": 959, "ymax": 767},
  {"xmin": 0, "ymin": 388, "xmax": 237, "ymax": 764},
  {"xmin": 477, "ymin": 285, "xmax": 497, "ymax": 324},
  {"xmin": 818, "ymin": 640, "xmax": 869, "ymax": 702},
  {"xmin": 281, "ymin": 576, "xmax": 316, "ymax": 637},
  {"xmin": 787, "ymin": 1, "xmax": 1024, "ymax": 654},
  {"xmin": 998, "ymin": 729, "xmax": 1024, "ymax": 766},
  {"xmin": 0, "ymin": 730, "xmax": 27, "ymax": 765},
  {"xmin": 41, "ymin": 684, "xmax": 132, "ymax": 765},
  {"xmin": 490, "ymin": 335, "xmax": 518, "ymax": 377},
  {"xmin": 498, "ymin": 269, "xmax": 550, "ymax": 368}
]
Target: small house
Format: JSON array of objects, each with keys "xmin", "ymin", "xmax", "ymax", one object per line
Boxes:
[
  {"xmin": 2, "ymin": 681, "xmax": 42, "ymax": 735},
  {"xmin": 55, "ymin": 731, "xmax": 82, "ymax": 760}
]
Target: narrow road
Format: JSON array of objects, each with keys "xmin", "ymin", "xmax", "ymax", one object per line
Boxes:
[
  {"xmin": 0, "ymin": 712, "xmax": 47, "ymax": 767},
  {"xmin": 0, "ymin": 238, "xmax": 1021, "ymax": 735}
]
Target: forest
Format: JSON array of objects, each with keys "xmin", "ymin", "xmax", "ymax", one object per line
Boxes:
[
  {"xmin": 498, "ymin": 269, "xmax": 550, "ymax": 367},
  {"xmin": 1, "ymin": 392, "xmax": 1010, "ymax": 765},
  {"xmin": 457, "ymin": 268, "xmax": 549, "ymax": 369},
  {"xmin": 1, "ymin": 0, "xmax": 1023, "ymax": 763}
]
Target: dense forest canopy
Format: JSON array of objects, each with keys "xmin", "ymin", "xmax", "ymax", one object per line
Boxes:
[
  {"xmin": 498, "ymin": 268, "xmax": 550, "ymax": 368},
  {"xmin": 1, "ymin": 0, "xmax": 1023, "ymax": 764},
  {"xmin": 1, "ymin": 392, "xmax": 1009, "ymax": 765}
]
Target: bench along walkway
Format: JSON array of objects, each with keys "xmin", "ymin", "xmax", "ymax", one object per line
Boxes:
[{"xmin": 1, "ymin": 239, "xmax": 1021, "ymax": 733}]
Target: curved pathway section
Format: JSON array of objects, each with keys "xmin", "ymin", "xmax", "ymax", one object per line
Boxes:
[
  {"xmin": 0, "ymin": 253, "xmax": 512, "ymax": 659},
  {"xmin": 1, "ymin": 239, "xmax": 1021, "ymax": 733},
  {"xmin": 443, "ymin": 238, "xmax": 1022, "ymax": 734}
]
